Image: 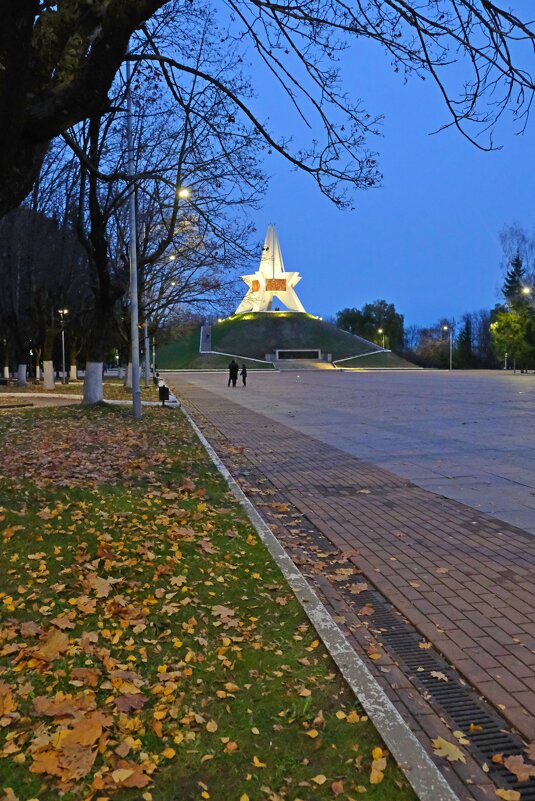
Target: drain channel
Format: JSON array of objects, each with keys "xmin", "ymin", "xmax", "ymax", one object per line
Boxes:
[
  {"xmin": 231, "ymin": 463, "xmax": 535, "ymax": 798},
  {"xmin": 333, "ymin": 579, "xmax": 535, "ymax": 801}
]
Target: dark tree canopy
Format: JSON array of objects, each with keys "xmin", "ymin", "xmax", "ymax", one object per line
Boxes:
[
  {"xmin": 336, "ymin": 299, "xmax": 404, "ymax": 351},
  {"xmin": 1, "ymin": 0, "xmax": 534, "ymax": 216}
]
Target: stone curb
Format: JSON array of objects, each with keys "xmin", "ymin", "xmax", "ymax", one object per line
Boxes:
[
  {"xmin": 180, "ymin": 403, "xmax": 461, "ymax": 801},
  {"xmin": 0, "ymin": 392, "xmax": 179, "ymax": 408}
]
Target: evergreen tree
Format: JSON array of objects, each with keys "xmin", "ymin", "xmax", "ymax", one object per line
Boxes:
[
  {"xmin": 456, "ymin": 316, "xmax": 473, "ymax": 368},
  {"xmin": 502, "ymin": 253, "xmax": 526, "ymax": 305}
]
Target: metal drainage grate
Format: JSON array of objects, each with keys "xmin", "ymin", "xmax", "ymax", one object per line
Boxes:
[
  {"xmin": 233, "ymin": 462, "xmax": 535, "ymax": 798},
  {"xmin": 333, "ymin": 581, "xmax": 535, "ymax": 801}
]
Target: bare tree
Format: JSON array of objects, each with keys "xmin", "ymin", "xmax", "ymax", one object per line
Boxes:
[
  {"xmin": 1, "ymin": 1, "xmax": 533, "ymax": 215},
  {"xmin": 46, "ymin": 17, "xmax": 267, "ymax": 403},
  {"xmin": 499, "ymin": 223, "xmax": 535, "ymax": 285},
  {"xmin": 0, "ymin": 207, "xmax": 90, "ymax": 385}
]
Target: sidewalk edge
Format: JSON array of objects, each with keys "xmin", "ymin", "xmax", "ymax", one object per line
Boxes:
[{"xmin": 181, "ymin": 404, "xmax": 461, "ymax": 801}]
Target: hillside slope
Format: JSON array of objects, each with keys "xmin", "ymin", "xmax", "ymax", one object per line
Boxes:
[
  {"xmin": 157, "ymin": 313, "xmax": 417, "ymax": 369},
  {"xmin": 211, "ymin": 312, "xmax": 382, "ymax": 360}
]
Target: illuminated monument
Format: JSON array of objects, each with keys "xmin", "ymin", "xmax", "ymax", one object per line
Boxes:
[{"xmin": 235, "ymin": 225, "xmax": 306, "ymax": 314}]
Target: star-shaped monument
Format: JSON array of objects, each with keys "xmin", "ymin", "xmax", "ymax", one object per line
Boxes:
[{"xmin": 235, "ymin": 224, "xmax": 306, "ymax": 314}]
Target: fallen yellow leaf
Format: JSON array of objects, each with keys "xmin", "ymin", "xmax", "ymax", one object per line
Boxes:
[
  {"xmin": 432, "ymin": 737, "xmax": 466, "ymax": 763},
  {"xmin": 312, "ymin": 775, "xmax": 327, "ymax": 785},
  {"xmin": 111, "ymin": 768, "xmax": 135, "ymax": 783},
  {"xmin": 253, "ymin": 755, "xmax": 266, "ymax": 768},
  {"xmin": 495, "ymin": 791, "xmax": 520, "ymax": 801}
]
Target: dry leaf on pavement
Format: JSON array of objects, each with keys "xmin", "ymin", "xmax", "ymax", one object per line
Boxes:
[{"xmin": 432, "ymin": 737, "xmax": 466, "ymax": 763}]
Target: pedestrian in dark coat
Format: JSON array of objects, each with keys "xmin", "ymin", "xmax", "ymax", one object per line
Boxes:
[
  {"xmin": 240, "ymin": 365, "xmax": 247, "ymax": 387},
  {"xmin": 228, "ymin": 359, "xmax": 239, "ymax": 387}
]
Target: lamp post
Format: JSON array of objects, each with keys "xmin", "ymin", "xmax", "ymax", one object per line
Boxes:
[
  {"xmin": 144, "ymin": 321, "xmax": 150, "ymax": 388},
  {"xmin": 442, "ymin": 325, "xmax": 452, "ymax": 371},
  {"xmin": 58, "ymin": 308, "xmax": 69, "ymax": 383},
  {"xmin": 378, "ymin": 327, "xmax": 385, "ymax": 349},
  {"xmin": 125, "ymin": 58, "xmax": 142, "ymax": 419}
]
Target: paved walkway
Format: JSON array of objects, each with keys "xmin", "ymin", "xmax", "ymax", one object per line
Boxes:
[
  {"xmin": 168, "ymin": 370, "xmax": 535, "ymax": 534},
  {"xmin": 170, "ymin": 374, "xmax": 535, "ymax": 801}
]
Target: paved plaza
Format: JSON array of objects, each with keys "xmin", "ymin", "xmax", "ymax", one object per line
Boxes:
[
  {"xmin": 173, "ymin": 369, "xmax": 535, "ymax": 534},
  {"xmin": 169, "ymin": 369, "xmax": 535, "ymax": 801}
]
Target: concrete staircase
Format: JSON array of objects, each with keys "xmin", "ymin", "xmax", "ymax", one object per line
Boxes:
[{"xmin": 274, "ymin": 359, "xmax": 334, "ymax": 371}]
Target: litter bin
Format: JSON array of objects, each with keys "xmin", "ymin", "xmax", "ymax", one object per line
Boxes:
[{"xmin": 159, "ymin": 385, "xmax": 170, "ymax": 406}]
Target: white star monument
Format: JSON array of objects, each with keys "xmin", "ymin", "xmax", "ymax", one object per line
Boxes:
[{"xmin": 235, "ymin": 225, "xmax": 307, "ymax": 314}]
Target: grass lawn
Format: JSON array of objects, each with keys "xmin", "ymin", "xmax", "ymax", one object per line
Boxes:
[
  {"xmin": 211, "ymin": 315, "xmax": 380, "ymax": 362},
  {"xmin": 157, "ymin": 327, "xmax": 273, "ymax": 371},
  {"xmin": 0, "ymin": 379, "xmax": 159, "ymax": 402},
  {"xmin": 0, "ymin": 406, "xmax": 416, "ymax": 801},
  {"xmin": 0, "ymin": 398, "xmax": 34, "ymax": 409}
]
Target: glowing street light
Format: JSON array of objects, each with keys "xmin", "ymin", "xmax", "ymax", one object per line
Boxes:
[
  {"xmin": 378, "ymin": 327, "xmax": 385, "ymax": 349},
  {"xmin": 521, "ymin": 286, "xmax": 532, "ymax": 296},
  {"xmin": 178, "ymin": 187, "xmax": 190, "ymax": 199},
  {"xmin": 443, "ymin": 324, "xmax": 452, "ymax": 371}
]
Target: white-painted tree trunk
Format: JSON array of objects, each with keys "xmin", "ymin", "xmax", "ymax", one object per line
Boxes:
[
  {"xmin": 125, "ymin": 362, "xmax": 133, "ymax": 389},
  {"xmin": 83, "ymin": 362, "xmax": 104, "ymax": 404},
  {"xmin": 118, "ymin": 366, "xmax": 124, "ymax": 380},
  {"xmin": 43, "ymin": 360, "xmax": 55, "ymax": 390},
  {"xmin": 70, "ymin": 364, "xmax": 77, "ymax": 381},
  {"xmin": 17, "ymin": 364, "xmax": 27, "ymax": 386},
  {"xmin": 3, "ymin": 365, "xmax": 9, "ymax": 379}
]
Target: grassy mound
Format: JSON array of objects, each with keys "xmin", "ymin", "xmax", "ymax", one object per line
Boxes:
[
  {"xmin": 157, "ymin": 326, "xmax": 273, "ymax": 371},
  {"xmin": 335, "ymin": 351, "xmax": 421, "ymax": 369},
  {"xmin": 156, "ymin": 314, "xmax": 418, "ymax": 370},
  {"xmin": 158, "ymin": 313, "xmax": 387, "ymax": 369},
  {"xmin": 212, "ymin": 313, "xmax": 381, "ymax": 360}
]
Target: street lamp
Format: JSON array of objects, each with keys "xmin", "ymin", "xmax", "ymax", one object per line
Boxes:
[
  {"xmin": 125, "ymin": 58, "xmax": 142, "ymax": 419},
  {"xmin": 521, "ymin": 286, "xmax": 532, "ymax": 296},
  {"xmin": 58, "ymin": 308, "xmax": 69, "ymax": 384},
  {"xmin": 443, "ymin": 325, "xmax": 452, "ymax": 371},
  {"xmin": 177, "ymin": 186, "xmax": 190, "ymax": 199},
  {"xmin": 378, "ymin": 328, "xmax": 385, "ymax": 349}
]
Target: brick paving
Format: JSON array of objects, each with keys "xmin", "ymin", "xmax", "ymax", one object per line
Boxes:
[{"xmin": 170, "ymin": 377, "xmax": 535, "ymax": 800}]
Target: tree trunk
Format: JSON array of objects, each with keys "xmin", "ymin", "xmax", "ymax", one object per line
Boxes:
[
  {"xmin": 83, "ymin": 362, "xmax": 104, "ymax": 404},
  {"xmin": 125, "ymin": 362, "xmax": 133, "ymax": 388},
  {"xmin": 42, "ymin": 325, "xmax": 55, "ymax": 390},
  {"xmin": 69, "ymin": 346, "xmax": 80, "ymax": 381},
  {"xmin": 3, "ymin": 365, "xmax": 9, "ymax": 379},
  {"xmin": 43, "ymin": 360, "xmax": 55, "ymax": 390},
  {"xmin": 17, "ymin": 364, "xmax": 27, "ymax": 385}
]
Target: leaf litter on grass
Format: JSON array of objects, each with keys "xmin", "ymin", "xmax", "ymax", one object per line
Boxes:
[{"xmin": 0, "ymin": 405, "xmax": 417, "ymax": 801}]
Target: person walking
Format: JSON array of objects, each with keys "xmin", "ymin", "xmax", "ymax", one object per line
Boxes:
[
  {"xmin": 240, "ymin": 364, "xmax": 247, "ymax": 387},
  {"xmin": 228, "ymin": 359, "xmax": 239, "ymax": 388}
]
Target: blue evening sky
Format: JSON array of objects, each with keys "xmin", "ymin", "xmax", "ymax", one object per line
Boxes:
[{"xmin": 243, "ymin": 7, "xmax": 535, "ymax": 328}]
